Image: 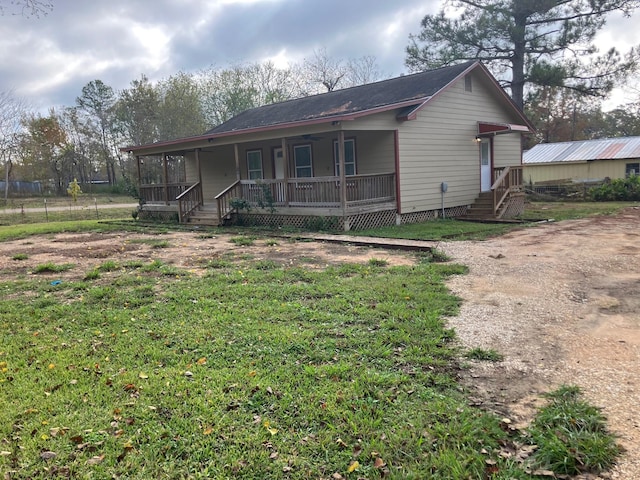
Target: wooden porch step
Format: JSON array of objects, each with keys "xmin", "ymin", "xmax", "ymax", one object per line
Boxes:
[
  {"xmin": 185, "ymin": 205, "xmax": 220, "ymax": 226},
  {"xmin": 461, "ymin": 192, "xmax": 497, "ymax": 219}
]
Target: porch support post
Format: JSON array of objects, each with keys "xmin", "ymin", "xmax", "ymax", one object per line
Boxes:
[
  {"xmin": 136, "ymin": 155, "xmax": 142, "ymax": 193},
  {"xmin": 338, "ymin": 130, "xmax": 347, "ymax": 214},
  {"xmin": 234, "ymin": 144, "xmax": 241, "ymax": 181},
  {"xmin": 281, "ymin": 137, "xmax": 289, "ymax": 207},
  {"xmin": 163, "ymin": 153, "xmax": 169, "ymax": 206},
  {"xmin": 195, "ymin": 148, "xmax": 202, "ymax": 184},
  {"xmin": 195, "ymin": 148, "xmax": 202, "ymax": 204}
]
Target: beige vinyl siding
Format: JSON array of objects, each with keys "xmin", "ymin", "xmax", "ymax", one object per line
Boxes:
[
  {"xmin": 493, "ymin": 135, "xmax": 522, "ymax": 169},
  {"xmin": 397, "ymin": 71, "xmax": 524, "ymax": 213},
  {"xmin": 524, "ymin": 159, "xmax": 637, "ymax": 184},
  {"xmin": 352, "ymin": 131, "xmax": 395, "ymax": 174},
  {"xmin": 185, "ymin": 147, "xmax": 237, "ymax": 200}
]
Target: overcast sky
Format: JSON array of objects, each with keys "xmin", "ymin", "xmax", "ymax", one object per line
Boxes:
[{"xmin": 1, "ymin": 0, "xmax": 637, "ymax": 113}]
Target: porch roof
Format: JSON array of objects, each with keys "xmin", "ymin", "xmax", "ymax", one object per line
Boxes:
[{"xmin": 122, "ymin": 61, "xmax": 533, "ymax": 155}]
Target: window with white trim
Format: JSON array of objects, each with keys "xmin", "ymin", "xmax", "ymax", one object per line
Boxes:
[
  {"xmin": 333, "ymin": 138, "xmax": 356, "ymax": 176},
  {"xmin": 246, "ymin": 150, "xmax": 263, "ymax": 180},
  {"xmin": 293, "ymin": 144, "xmax": 313, "ymax": 177}
]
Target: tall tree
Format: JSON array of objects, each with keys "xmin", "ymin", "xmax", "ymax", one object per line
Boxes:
[
  {"xmin": 599, "ymin": 103, "xmax": 640, "ymax": 137},
  {"xmin": 116, "ymin": 75, "xmax": 160, "ymax": 146},
  {"xmin": 199, "ymin": 62, "xmax": 300, "ymax": 126},
  {"xmin": 0, "ymin": 91, "xmax": 27, "ymax": 202},
  {"xmin": 76, "ymin": 80, "xmax": 118, "ymax": 184},
  {"xmin": 156, "ymin": 72, "xmax": 207, "ymax": 140},
  {"xmin": 20, "ymin": 111, "xmax": 70, "ymax": 194},
  {"xmin": 406, "ymin": 0, "xmax": 640, "ymax": 109}
]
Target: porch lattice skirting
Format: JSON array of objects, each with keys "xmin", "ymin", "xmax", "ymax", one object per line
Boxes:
[
  {"xmin": 234, "ymin": 206, "xmax": 477, "ymax": 231},
  {"xmin": 399, "ymin": 210, "xmax": 438, "ymax": 224},
  {"xmin": 500, "ymin": 193, "xmax": 525, "ymax": 218},
  {"xmin": 235, "ymin": 210, "xmax": 399, "ymax": 231}
]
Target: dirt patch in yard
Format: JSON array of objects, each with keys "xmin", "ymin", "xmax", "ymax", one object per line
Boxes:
[
  {"xmin": 1, "ymin": 208, "xmax": 639, "ymax": 477},
  {"xmin": 0, "ymin": 231, "xmax": 416, "ymax": 281}
]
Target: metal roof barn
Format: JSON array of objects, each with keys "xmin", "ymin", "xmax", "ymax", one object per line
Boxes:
[{"xmin": 524, "ymin": 137, "xmax": 640, "ymax": 164}]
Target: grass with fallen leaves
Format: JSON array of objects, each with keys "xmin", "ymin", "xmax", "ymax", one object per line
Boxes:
[{"xmin": 0, "ymin": 228, "xmax": 621, "ymax": 479}]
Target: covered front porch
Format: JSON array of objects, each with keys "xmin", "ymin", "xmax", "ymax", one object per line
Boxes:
[{"xmin": 134, "ymin": 129, "xmax": 400, "ymax": 229}]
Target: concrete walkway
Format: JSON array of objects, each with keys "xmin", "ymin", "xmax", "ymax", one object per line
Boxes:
[{"xmin": 279, "ymin": 232, "xmax": 437, "ymax": 252}]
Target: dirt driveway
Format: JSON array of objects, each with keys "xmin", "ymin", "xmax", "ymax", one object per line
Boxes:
[
  {"xmin": 442, "ymin": 207, "xmax": 640, "ymax": 478},
  {"xmin": 0, "ymin": 207, "xmax": 638, "ymax": 477}
]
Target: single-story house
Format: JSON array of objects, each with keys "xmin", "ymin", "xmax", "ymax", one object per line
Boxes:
[
  {"xmin": 122, "ymin": 60, "xmax": 533, "ymax": 230},
  {"xmin": 523, "ymin": 136, "xmax": 640, "ymax": 185}
]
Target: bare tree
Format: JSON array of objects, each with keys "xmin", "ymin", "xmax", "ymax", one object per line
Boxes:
[
  {"xmin": 0, "ymin": 0, "xmax": 53, "ymax": 17},
  {"xmin": 0, "ymin": 91, "xmax": 27, "ymax": 202},
  {"xmin": 296, "ymin": 49, "xmax": 385, "ymax": 94}
]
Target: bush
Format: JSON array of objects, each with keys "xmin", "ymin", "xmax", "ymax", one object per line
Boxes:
[{"xmin": 590, "ymin": 176, "xmax": 640, "ymax": 201}]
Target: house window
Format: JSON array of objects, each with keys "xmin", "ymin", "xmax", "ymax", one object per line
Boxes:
[
  {"xmin": 247, "ymin": 150, "xmax": 263, "ymax": 180},
  {"xmin": 464, "ymin": 74, "xmax": 472, "ymax": 92},
  {"xmin": 333, "ymin": 138, "xmax": 356, "ymax": 176},
  {"xmin": 293, "ymin": 144, "xmax": 313, "ymax": 177},
  {"xmin": 626, "ymin": 162, "xmax": 639, "ymax": 177}
]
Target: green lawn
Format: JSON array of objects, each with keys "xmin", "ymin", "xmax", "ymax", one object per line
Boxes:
[{"xmin": 0, "ymin": 206, "xmax": 623, "ymax": 478}]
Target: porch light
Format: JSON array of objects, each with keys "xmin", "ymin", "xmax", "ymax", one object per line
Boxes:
[{"xmin": 475, "ymin": 136, "xmax": 482, "ymax": 142}]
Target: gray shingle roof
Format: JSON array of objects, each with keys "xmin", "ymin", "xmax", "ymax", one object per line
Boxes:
[
  {"xmin": 205, "ymin": 61, "xmax": 477, "ymax": 135},
  {"xmin": 524, "ymin": 137, "xmax": 640, "ymax": 164}
]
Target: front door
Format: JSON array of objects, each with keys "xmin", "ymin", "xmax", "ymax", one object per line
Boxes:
[{"xmin": 480, "ymin": 138, "xmax": 492, "ymax": 192}]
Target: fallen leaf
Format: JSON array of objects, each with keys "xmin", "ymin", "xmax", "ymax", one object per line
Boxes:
[
  {"xmin": 332, "ymin": 474, "xmax": 344, "ymax": 480},
  {"xmin": 184, "ymin": 371, "xmax": 193, "ymax": 377},
  {"xmin": 0, "ymin": 451, "xmax": 11, "ymax": 456},
  {"xmin": 531, "ymin": 470, "xmax": 556, "ymax": 477},
  {"xmin": 138, "ymin": 373, "xmax": 148, "ymax": 379},
  {"xmin": 347, "ymin": 460, "xmax": 359, "ymax": 473},
  {"xmin": 335, "ymin": 438, "xmax": 348, "ymax": 448},
  {"xmin": 248, "ymin": 370, "xmax": 256, "ymax": 377},
  {"xmin": 267, "ymin": 427, "xmax": 278, "ymax": 436},
  {"xmin": 40, "ymin": 451, "xmax": 57, "ymax": 460},
  {"xmin": 203, "ymin": 427, "xmax": 213, "ymax": 435},
  {"xmin": 197, "ymin": 357, "xmax": 207, "ymax": 365},
  {"xmin": 352, "ymin": 444, "xmax": 362, "ymax": 457},
  {"xmin": 48, "ymin": 363, "xmax": 55, "ymax": 369},
  {"xmin": 87, "ymin": 455, "xmax": 105, "ymax": 465},
  {"xmin": 374, "ymin": 457, "xmax": 386, "ymax": 469},
  {"xmin": 269, "ymin": 452, "xmax": 279, "ymax": 460}
]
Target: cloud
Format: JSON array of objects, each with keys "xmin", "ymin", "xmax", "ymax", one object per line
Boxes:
[
  {"xmin": 2, "ymin": 0, "xmax": 633, "ymax": 113},
  {"xmin": 0, "ymin": 0, "xmax": 435, "ymax": 111}
]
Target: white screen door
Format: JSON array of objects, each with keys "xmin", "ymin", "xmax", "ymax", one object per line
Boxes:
[
  {"xmin": 480, "ymin": 138, "xmax": 491, "ymax": 192},
  {"xmin": 273, "ymin": 147, "xmax": 285, "ymax": 179}
]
